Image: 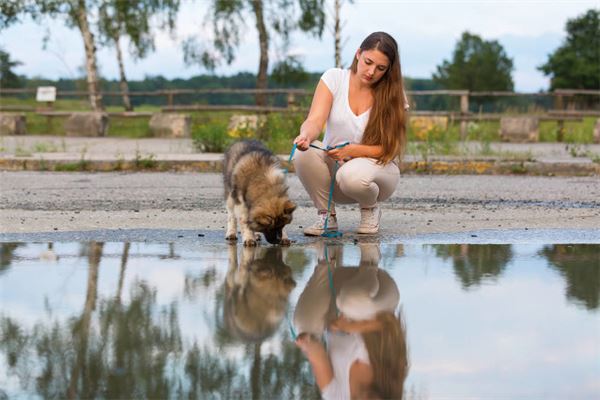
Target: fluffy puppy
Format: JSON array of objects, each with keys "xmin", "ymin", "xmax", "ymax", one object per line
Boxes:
[
  {"xmin": 223, "ymin": 246, "xmax": 296, "ymax": 342},
  {"xmin": 223, "ymin": 140, "xmax": 296, "ymax": 246}
]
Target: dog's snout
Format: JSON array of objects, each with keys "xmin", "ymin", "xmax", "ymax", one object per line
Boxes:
[{"xmin": 264, "ymin": 229, "xmax": 282, "ymax": 244}]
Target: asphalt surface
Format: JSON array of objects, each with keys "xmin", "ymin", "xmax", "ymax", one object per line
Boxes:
[{"xmin": 2, "ymin": 172, "xmax": 599, "ymax": 244}]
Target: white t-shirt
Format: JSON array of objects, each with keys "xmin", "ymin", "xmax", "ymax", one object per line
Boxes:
[
  {"xmin": 321, "ymin": 68, "xmax": 369, "ymax": 148},
  {"xmin": 320, "ymin": 67, "xmax": 410, "ymax": 149},
  {"xmin": 321, "ymin": 331, "xmax": 371, "ymax": 400}
]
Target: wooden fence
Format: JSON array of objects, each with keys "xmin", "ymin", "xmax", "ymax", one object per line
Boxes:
[{"xmin": 1, "ymin": 87, "xmax": 599, "ymax": 139}]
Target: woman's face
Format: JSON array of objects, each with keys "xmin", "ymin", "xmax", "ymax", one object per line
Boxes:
[{"xmin": 355, "ymin": 49, "xmax": 390, "ymax": 86}]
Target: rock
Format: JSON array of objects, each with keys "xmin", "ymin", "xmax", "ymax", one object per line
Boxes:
[
  {"xmin": 593, "ymin": 118, "xmax": 600, "ymax": 144},
  {"xmin": 0, "ymin": 113, "xmax": 27, "ymax": 135},
  {"xmin": 149, "ymin": 113, "xmax": 191, "ymax": 138},
  {"xmin": 64, "ymin": 112, "xmax": 109, "ymax": 137},
  {"xmin": 227, "ymin": 114, "xmax": 266, "ymax": 138},
  {"xmin": 499, "ymin": 117, "xmax": 539, "ymax": 142}
]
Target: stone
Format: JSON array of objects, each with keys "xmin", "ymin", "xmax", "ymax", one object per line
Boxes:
[
  {"xmin": 149, "ymin": 113, "xmax": 191, "ymax": 138},
  {"xmin": 0, "ymin": 113, "xmax": 27, "ymax": 135},
  {"xmin": 64, "ymin": 112, "xmax": 109, "ymax": 137},
  {"xmin": 593, "ymin": 118, "xmax": 600, "ymax": 144},
  {"xmin": 227, "ymin": 114, "xmax": 266, "ymax": 138},
  {"xmin": 499, "ymin": 117, "xmax": 539, "ymax": 142},
  {"xmin": 409, "ymin": 116, "xmax": 448, "ymax": 140}
]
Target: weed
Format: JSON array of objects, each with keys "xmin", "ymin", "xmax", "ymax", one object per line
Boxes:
[
  {"xmin": 32, "ymin": 141, "xmax": 59, "ymax": 153},
  {"xmin": 134, "ymin": 150, "xmax": 157, "ymax": 169},
  {"xmin": 14, "ymin": 146, "xmax": 32, "ymax": 157}
]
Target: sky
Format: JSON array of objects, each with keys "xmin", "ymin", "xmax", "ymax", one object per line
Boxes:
[{"xmin": 0, "ymin": 0, "xmax": 597, "ymax": 92}]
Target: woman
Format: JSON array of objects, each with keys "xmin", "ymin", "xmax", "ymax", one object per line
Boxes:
[
  {"xmin": 293, "ymin": 243, "xmax": 409, "ymax": 399},
  {"xmin": 293, "ymin": 31, "xmax": 409, "ymax": 235}
]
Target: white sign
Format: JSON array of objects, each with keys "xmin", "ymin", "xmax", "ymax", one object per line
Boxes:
[{"xmin": 36, "ymin": 86, "xmax": 57, "ymax": 102}]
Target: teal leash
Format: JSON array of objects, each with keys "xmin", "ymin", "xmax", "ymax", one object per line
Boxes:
[
  {"xmin": 282, "ymin": 143, "xmax": 297, "ymax": 175},
  {"xmin": 309, "ymin": 142, "xmax": 349, "ymax": 238}
]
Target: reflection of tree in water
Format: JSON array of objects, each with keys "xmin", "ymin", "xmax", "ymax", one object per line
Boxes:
[
  {"xmin": 432, "ymin": 244, "xmax": 513, "ymax": 289},
  {"xmin": 0, "ymin": 243, "xmax": 22, "ymax": 275},
  {"xmin": 0, "ymin": 242, "xmax": 319, "ymax": 398},
  {"xmin": 540, "ymin": 244, "xmax": 600, "ymax": 310}
]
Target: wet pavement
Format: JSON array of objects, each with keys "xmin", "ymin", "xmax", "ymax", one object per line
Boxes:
[{"xmin": 1, "ymin": 241, "xmax": 598, "ymax": 399}]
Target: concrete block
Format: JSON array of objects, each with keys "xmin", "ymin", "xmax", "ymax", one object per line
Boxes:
[
  {"xmin": 0, "ymin": 113, "xmax": 27, "ymax": 135},
  {"xmin": 64, "ymin": 112, "xmax": 109, "ymax": 137},
  {"xmin": 500, "ymin": 117, "xmax": 539, "ymax": 142},
  {"xmin": 149, "ymin": 113, "xmax": 191, "ymax": 138},
  {"xmin": 593, "ymin": 118, "xmax": 600, "ymax": 144},
  {"xmin": 228, "ymin": 114, "xmax": 266, "ymax": 138}
]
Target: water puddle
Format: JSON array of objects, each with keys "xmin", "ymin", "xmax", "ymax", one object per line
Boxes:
[{"xmin": 1, "ymin": 242, "xmax": 598, "ymax": 399}]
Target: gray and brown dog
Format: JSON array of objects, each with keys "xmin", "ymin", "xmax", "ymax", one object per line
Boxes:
[{"xmin": 223, "ymin": 140, "xmax": 296, "ymax": 246}]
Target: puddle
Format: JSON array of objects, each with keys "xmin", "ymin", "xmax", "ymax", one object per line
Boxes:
[{"xmin": 0, "ymin": 242, "xmax": 598, "ymax": 399}]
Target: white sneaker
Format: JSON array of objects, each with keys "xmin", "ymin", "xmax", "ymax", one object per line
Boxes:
[
  {"xmin": 357, "ymin": 205, "xmax": 381, "ymax": 234},
  {"xmin": 303, "ymin": 212, "xmax": 338, "ymax": 236}
]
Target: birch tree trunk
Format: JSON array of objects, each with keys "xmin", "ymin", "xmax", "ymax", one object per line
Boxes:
[
  {"xmin": 114, "ymin": 35, "xmax": 133, "ymax": 111},
  {"xmin": 67, "ymin": 242, "xmax": 103, "ymax": 399},
  {"xmin": 251, "ymin": 0, "xmax": 269, "ymax": 107},
  {"xmin": 334, "ymin": 0, "xmax": 342, "ymax": 68},
  {"xmin": 75, "ymin": 0, "xmax": 103, "ymax": 111}
]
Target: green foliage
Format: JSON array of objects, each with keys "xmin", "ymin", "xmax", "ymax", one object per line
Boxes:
[
  {"xmin": 261, "ymin": 112, "xmax": 305, "ymax": 153},
  {"xmin": 271, "ymin": 56, "xmax": 310, "ymax": 86},
  {"xmin": 433, "ymin": 31, "xmax": 514, "ymax": 91},
  {"xmin": 192, "ymin": 118, "xmax": 231, "ymax": 153},
  {"xmin": 98, "ymin": 0, "xmax": 179, "ymax": 59},
  {"xmin": 0, "ymin": 47, "xmax": 23, "ymax": 88},
  {"xmin": 538, "ymin": 9, "xmax": 600, "ymax": 90}
]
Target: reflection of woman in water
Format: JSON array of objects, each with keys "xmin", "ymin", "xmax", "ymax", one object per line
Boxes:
[{"xmin": 293, "ymin": 243, "xmax": 409, "ymax": 399}]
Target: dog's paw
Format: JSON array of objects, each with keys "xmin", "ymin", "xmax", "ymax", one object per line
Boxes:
[
  {"xmin": 254, "ymin": 233, "xmax": 262, "ymax": 241},
  {"xmin": 243, "ymin": 238, "xmax": 258, "ymax": 247},
  {"xmin": 280, "ymin": 238, "xmax": 292, "ymax": 247},
  {"xmin": 225, "ymin": 234, "xmax": 238, "ymax": 242}
]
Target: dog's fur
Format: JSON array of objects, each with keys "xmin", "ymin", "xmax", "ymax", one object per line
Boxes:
[
  {"xmin": 223, "ymin": 246, "xmax": 296, "ymax": 342},
  {"xmin": 223, "ymin": 140, "xmax": 296, "ymax": 246}
]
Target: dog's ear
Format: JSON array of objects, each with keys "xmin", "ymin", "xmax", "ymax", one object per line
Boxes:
[{"xmin": 284, "ymin": 200, "xmax": 296, "ymax": 214}]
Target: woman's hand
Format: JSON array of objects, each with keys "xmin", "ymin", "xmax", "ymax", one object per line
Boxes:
[
  {"xmin": 329, "ymin": 315, "xmax": 355, "ymax": 332},
  {"xmin": 293, "ymin": 134, "xmax": 311, "ymax": 151},
  {"xmin": 295, "ymin": 333, "xmax": 326, "ymax": 357},
  {"xmin": 327, "ymin": 144, "xmax": 354, "ymax": 162}
]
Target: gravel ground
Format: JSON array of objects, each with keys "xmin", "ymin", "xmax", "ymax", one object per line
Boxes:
[{"xmin": 1, "ymin": 172, "xmax": 599, "ymax": 243}]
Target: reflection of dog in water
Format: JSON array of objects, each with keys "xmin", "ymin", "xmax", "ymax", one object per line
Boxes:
[
  {"xmin": 223, "ymin": 140, "xmax": 296, "ymax": 246},
  {"xmin": 223, "ymin": 245, "xmax": 296, "ymax": 342}
]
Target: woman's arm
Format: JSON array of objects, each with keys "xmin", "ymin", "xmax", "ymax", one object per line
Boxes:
[
  {"xmin": 295, "ymin": 334, "xmax": 334, "ymax": 389},
  {"xmin": 330, "ymin": 316, "xmax": 383, "ymax": 333},
  {"xmin": 327, "ymin": 143, "xmax": 383, "ymax": 161},
  {"xmin": 294, "ymin": 80, "xmax": 334, "ymax": 151}
]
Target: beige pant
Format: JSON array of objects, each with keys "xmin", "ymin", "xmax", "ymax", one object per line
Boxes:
[
  {"xmin": 293, "ymin": 141, "xmax": 400, "ymax": 210},
  {"xmin": 293, "ymin": 243, "xmax": 400, "ymax": 337}
]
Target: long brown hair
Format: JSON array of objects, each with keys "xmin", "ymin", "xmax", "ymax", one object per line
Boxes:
[
  {"xmin": 361, "ymin": 311, "xmax": 409, "ymax": 399},
  {"xmin": 351, "ymin": 32, "xmax": 408, "ymax": 164}
]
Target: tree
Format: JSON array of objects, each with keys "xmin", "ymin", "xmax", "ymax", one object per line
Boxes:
[
  {"xmin": 538, "ymin": 9, "xmax": 600, "ymax": 90},
  {"xmin": 433, "ymin": 31, "xmax": 514, "ymax": 92},
  {"xmin": 330, "ymin": 0, "xmax": 353, "ymax": 68},
  {"xmin": 184, "ymin": 0, "xmax": 325, "ymax": 106},
  {"xmin": 1, "ymin": 1, "xmax": 104, "ymax": 111},
  {"xmin": 0, "ymin": 47, "xmax": 23, "ymax": 88},
  {"xmin": 98, "ymin": 0, "xmax": 179, "ymax": 111}
]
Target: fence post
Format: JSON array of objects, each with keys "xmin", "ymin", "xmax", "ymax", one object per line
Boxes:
[
  {"xmin": 166, "ymin": 91, "xmax": 174, "ymax": 107},
  {"xmin": 286, "ymin": 92, "xmax": 296, "ymax": 109},
  {"xmin": 460, "ymin": 92, "xmax": 469, "ymax": 139}
]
